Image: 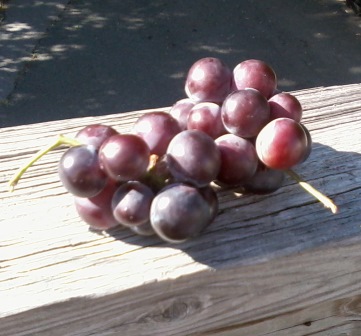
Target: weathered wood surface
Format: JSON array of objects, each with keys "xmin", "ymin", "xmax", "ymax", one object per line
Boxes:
[{"xmin": 0, "ymin": 83, "xmax": 361, "ymax": 336}]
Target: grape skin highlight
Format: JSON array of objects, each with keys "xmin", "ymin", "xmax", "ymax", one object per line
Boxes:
[
  {"xmin": 75, "ymin": 124, "xmax": 118, "ymax": 149},
  {"xmin": 221, "ymin": 89, "xmax": 270, "ymax": 138},
  {"xmin": 185, "ymin": 57, "xmax": 232, "ymax": 103},
  {"xmin": 133, "ymin": 111, "xmax": 181, "ymax": 156},
  {"xmin": 74, "ymin": 181, "xmax": 120, "ymax": 231},
  {"xmin": 169, "ymin": 98, "xmax": 196, "ymax": 131},
  {"xmin": 187, "ymin": 102, "xmax": 226, "ymax": 139},
  {"xmin": 150, "ymin": 183, "xmax": 215, "ymax": 243},
  {"xmin": 256, "ymin": 118, "xmax": 309, "ymax": 170},
  {"xmin": 58, "ymin": 145, "xmax": 107, "ymax": 198},
  {"xmin": 269, "ymin": 92, "xmax": 303, "ymax": 122},
  {"xmin": 233, "ymin": 59, "xmax": 277, "ymax": 99},
  {"xmin": 166, "ymin": 130, "xmax": 221, "ymax": 187},
  {"xmin": 99, "ymin": 134, "xmax": 150, "ymax": 182},
  {"xmin": 111, "ymin": 181, "xmax": 154, "ymax": 227},
  {"xmin": 215, "ymin": 134, "xmax": 258, "ymax": 187}
]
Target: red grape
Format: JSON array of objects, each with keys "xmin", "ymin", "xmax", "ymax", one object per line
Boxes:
[
  {"xmin": 75, "ymin": 124, "xmax": 118, "ymax": 149},
  {"xmin": 74, "ymin": 180, "xmax": 120, "ymax": 230},
  {"xmin": 185, "ymin": 57, "xmax": 232, "ymax": 103},
  {"xmin": 99, "ymin": 134, "xmax": 150, "ymax": 181},
  {"xmin": 187, "ymin": 102, "xmax": 226, "ymax": 139},
  {"xmin": 221, "ymin": 89, "xmax": 270, "ymax": 138},
  {"xmin": 269, "ymin": 92, "xmax": 303, "ymax": 122},
  {"xmin": 169, "ymin": 98, "xmax": 195, "ymax": 131},
  {"xmin": 58, "ymin": 145, "xmax": 107, "ymax": 198},
  {"xmin": 133, "ymin": 111, "xmax": 181, "ymax": 156},
  {"xmin": 215, "ymin": 134, "xmax": 258, "ymax": 186},
  {"xmin": 150, "ymin": 183, "xmax": 215, "ymax": 243},
  {"xmin": 233, "ymin": 59, "xmax": 277, "ymax": 99},
  {"xmin": 256, "ymin": 118, "xmax": 309, "ymax": 170},
  {"xmin": 111, "ymin": 181, "xmax": 154, "ymax": 227},
  {"xmin": 166, "ymin": 130, "xmax": 221, "ymax": 187}
]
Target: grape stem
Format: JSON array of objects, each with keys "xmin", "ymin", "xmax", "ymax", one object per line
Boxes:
[
  {"xmin": 286, "ymin": 169, "xmax": 338, "ymax": 214},
  {"xmin": 8, "ymin": 134, "xmax": 82, "ymax": 192}
]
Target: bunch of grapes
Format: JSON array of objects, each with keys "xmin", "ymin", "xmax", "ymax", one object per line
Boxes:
[{"xmin": 9, "ymin": 57, "xmax": 337, "ymax": 244}]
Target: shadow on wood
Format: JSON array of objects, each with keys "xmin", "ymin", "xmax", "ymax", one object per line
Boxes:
[{"xmin": 104, "ymin": 142, "xmax": 361, "ymax": 272}]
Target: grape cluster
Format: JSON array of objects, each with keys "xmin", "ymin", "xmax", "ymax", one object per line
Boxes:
[{"xmin": 55, "ymin": 57, "xmax": 315, "ymax": 243}]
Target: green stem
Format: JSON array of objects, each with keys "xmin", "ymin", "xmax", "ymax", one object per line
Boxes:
[
  {"xmin": 8, "ymin": 134, "xmax": 82, "ymax": 192},
  {"xmin": 286, "ymin": 169, "xmax": 338, "ymax": 214}
]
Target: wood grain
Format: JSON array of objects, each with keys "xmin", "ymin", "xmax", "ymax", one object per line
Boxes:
[{"xmin": 0, "ymin": 83, "xmax": 361, "ymax": 335}]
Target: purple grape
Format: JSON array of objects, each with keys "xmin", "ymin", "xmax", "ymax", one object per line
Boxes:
[
  {"xmin": 111, "ymin": 181, "xmax": 154, "ymax": 227},
  {"xmin": 199, "ymin": 185, "xmax": 219, "ymax": 221},
  {"xmin": 58, "ymin": 145, "xmax": 107, "ymax": 198},
  {"xmin": 241, "ymin": 163, "xmax": 285, "ymax": 194},
  {"xmin": 256, "ymin": 118, "xmax": 309, "ymax": 170},
  {"xmin": 132, "ymin": 111, "xmax": 181, "ymax": 156},
  {"xmin": 74, "ymin": 180, "xmax": 120, "ymax": 230},
  {"xmin": 185, "ymin": 57, "xmax": 232, "ymax": 103},
  {"xmin": 166, "ymin": 130, "xmax": 221, "ymax": 187},
  {"xmin": 169, "ymin": 98, "xmax": 196, "ymax": 131},
  {"xmin": 75, "ymin": 124, "xmax": 118, "ymax": 149},
  {"xmin": 300, "ymin": 123, "xmax": 312, "ymax": 163},
  {"xmin": 221, "ymin": 89, "xmax": 270, "ymax": 138},
  {"xmin": 150, "ymin": 183, "xmax": 215, "ymax": 243},
  {"xmin": 99, "ymin": 134, "xmax": 150, "ymax": 182},
  {"xmin": 187, "ymin": 102, "xmax": 226, "ymax": 139},
  {"xmin": 269, "ymin": 92, "xmax": 303, "ymax": 122},
  {"xmin": 129, "ymin": 221, "xmax": 155, "ymax": 236},
  {"xmin": 215, "ymin": 134, "xmax": 258, "ymax": 186},
  {"xmin": 232, "ymin": 59, "xmax": 277, "ymax": 99}
]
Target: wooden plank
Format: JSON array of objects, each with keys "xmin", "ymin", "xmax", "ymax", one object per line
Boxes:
[{"xmin": 0, "ymin": 83, "xmax": 361, "ymax": 335}]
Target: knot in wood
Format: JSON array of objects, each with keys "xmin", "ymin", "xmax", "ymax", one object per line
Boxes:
[{"xmin": 143, "ymin": 297, "xmax": 203, "ymax": 322}]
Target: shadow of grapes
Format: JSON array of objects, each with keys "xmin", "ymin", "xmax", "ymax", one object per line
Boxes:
[{"xmin": 105, "ymin": 142, "xmax": 361, "ymax": 270}]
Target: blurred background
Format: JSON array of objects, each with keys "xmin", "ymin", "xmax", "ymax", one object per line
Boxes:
[{"xmin": 0, "ymin": 0, "xmax": 360, "ymax": 128}]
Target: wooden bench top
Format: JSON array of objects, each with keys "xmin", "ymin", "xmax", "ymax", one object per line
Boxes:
[{"xmin": 1, "ymin": 83, "xmax": 361, "ymax": 335}]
